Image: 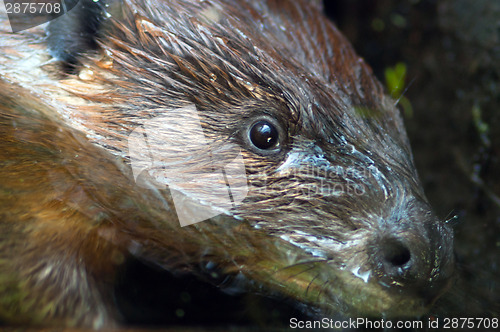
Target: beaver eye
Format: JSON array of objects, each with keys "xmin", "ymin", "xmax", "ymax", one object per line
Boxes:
[{"xmin": 249, "ymin": 120, "xmax": 279, "ymax": 150}]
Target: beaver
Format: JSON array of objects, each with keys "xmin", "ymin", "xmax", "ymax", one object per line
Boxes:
[{"xmin": 0, "ymin": 0, "xmax": 454, "ymax": 328}]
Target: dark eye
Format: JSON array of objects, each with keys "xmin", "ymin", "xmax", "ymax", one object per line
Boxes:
[{"xmin": 249, "ymin": 120, "xmax": 280, "ymax": 150}]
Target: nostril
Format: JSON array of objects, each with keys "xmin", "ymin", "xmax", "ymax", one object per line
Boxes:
[
  {"xmin": 383, "ymin": 241, "xmax": 411, "ymax": 267},
  {"xmin": 379, "ymin": 238, "xmax": 412, "ymax": 274},
  {"xmin": 371, "ymin": 226, "xmax": 454, "ymax": 303}
]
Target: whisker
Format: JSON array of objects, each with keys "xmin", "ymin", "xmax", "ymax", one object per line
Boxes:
[
  {"xmin": 316, "ymin": 279, "xmax": 331, "ymax": 303},
  {"xmin": 444, "ymin": 214, "xmax": 459, "ymax": 226},
  {"xmin": 277, "ymin": 258, "xmax": 329, "ymax": 273},
  {"xmin": 274, "ymin": 259, "xmax": 327, "ymax": 283},
  {"xmin": 394, "ymin": 76, "xmax": 416, "ymax": 106},
  {"xmin": 306, "ymin": 272, "xmax": 322, "ymax": 297}
]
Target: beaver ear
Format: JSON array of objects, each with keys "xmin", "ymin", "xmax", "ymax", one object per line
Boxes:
[{"xmin": 47, "ymin": 0, "xmax": 109, "ymax": 70}]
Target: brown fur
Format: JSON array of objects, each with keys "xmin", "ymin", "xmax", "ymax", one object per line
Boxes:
[{"xmin": 0, "ymin": 0, "xmax": 454, "ymax": 328}]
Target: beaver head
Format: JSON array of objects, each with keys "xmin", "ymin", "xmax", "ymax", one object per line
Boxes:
[{"xmin": 0, "ymin": 0, "xmax": 454, "ymax": 325}]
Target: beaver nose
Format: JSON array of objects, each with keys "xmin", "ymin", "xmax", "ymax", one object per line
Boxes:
[
  {"xmin": 373, "ymin": 234, "xmax": 440, "ymax": 285},
  {"xmin": 379, "ymin": 238, "xmax": 413, "ymax": 279},
  {"xmin": 373, "ymin": 230, "xmax": 454, "ymax": 300}
]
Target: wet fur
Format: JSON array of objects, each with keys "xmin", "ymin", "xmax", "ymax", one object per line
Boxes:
[{"xmin": 0, "ymin": 0, "xmax": 454, "ymax": 328}]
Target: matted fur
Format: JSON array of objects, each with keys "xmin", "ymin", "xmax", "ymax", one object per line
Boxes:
[{"xmin": 0, "ymin": 0, "xmax": 454, "ymax": 328}]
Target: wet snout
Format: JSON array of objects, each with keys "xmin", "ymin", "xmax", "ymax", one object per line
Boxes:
[{"xmin": 369, "ymin": 218, "xmax": 455, "ymax": 306}]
